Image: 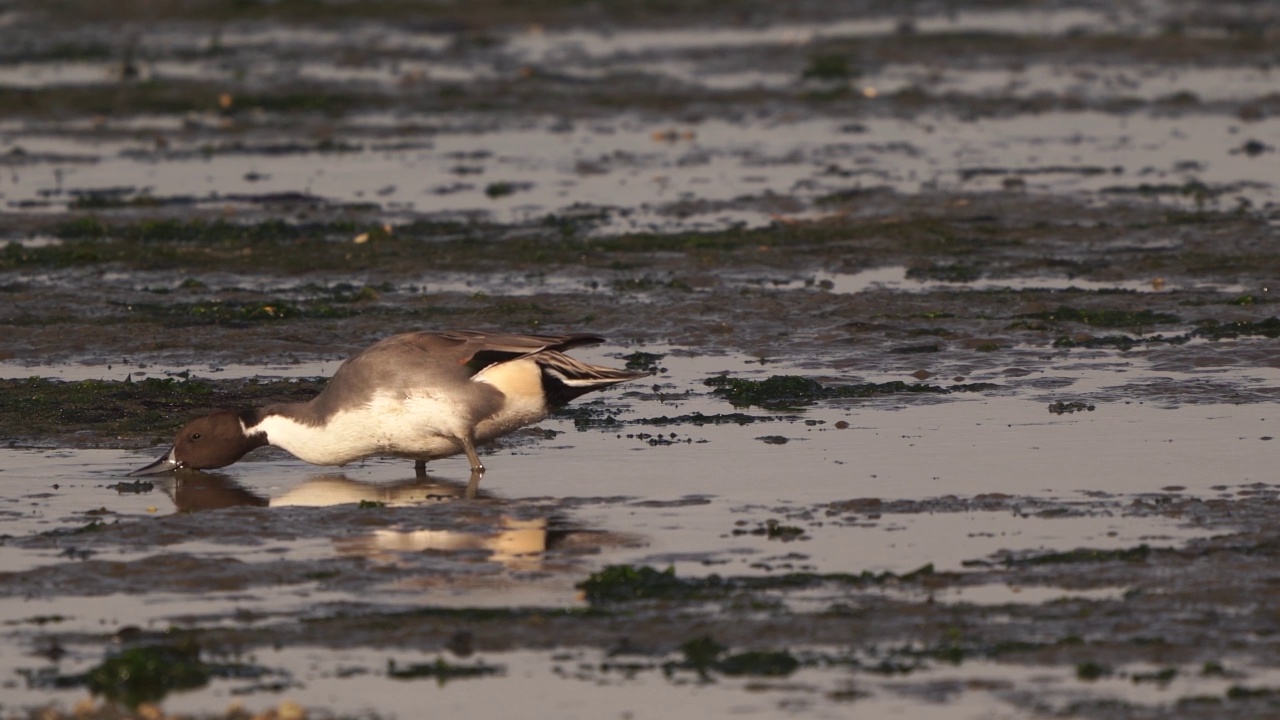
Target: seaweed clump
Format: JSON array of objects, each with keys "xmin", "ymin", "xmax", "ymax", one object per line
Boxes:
[
  {"xmin": 1017, "ymin": 305, "xmax": 1181, "ymax": 328},
  {"xmin": 704, "ymin": 374, "xmax": 996, "ymax": 409},
  {"xmin": 668, "ymin": 636, "xmax": 799, "ymax": 680}
]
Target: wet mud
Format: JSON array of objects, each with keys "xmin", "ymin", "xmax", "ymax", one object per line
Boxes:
[{"xmin": 3, "ymin": 0, "xmax": 1280, "ymax": 718}]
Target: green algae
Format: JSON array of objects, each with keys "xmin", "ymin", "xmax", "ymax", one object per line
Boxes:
[
  {"xmin": 0, "ymin": 376, "xmax": 325, "ymax": 442},
  {"xmin": 1133, "ymin": 667, "xmax": 1178, "ymax": 684},
  {"xmin": 622, "ymin": 351, "xmax": 666, "ymax": 373},
  {"xmin": 0, "ymin": 213, "xmax": 992, "ymax": 275},
  {"xmin": 891, "ymin": 343, "xmax": 942, "ymax": 354},
  {"xmin": 1194, "ymin": 317, "xmax": 1280, "ymax": 340},
  {"xmin": 2, "ymin": 217, "xmax": 489, "ymax": 274},
  {"xmin": 802, "ymin": 53, "xmax": 856, "ymax": 81},
  {"xmin": 559, "ymin": 404, "xmax": 802, "ymax": 430},
  {"xmin": 906, "ymin": 263, "xmax": 985, "ymax": 283},
  {"xmin": 1226, "ymin": 685, "xmax": 1280, "ymax": 700},
  {"xmin": 1017, "ymin": 305, "xmax": 1181, "ymax": 328},
  {"xmin": 667, "ymin": 636, "xmax": 798, "ymax": 680},
  {"xmin": 5, "ymin": 208, "xmax": 1274, "ymax": 302},
  {"xmin": 577, "ymin": 565, "xmax": 693, "ymax": 603},
  {"xmin": 0, "ymin": 79, "xmax": 383, "ymax": 119},
  {"xmin": 1002, "ymin": 544, "xmax": 1152, "ymax": 567},
  {"xmin": 1052, "ymin": 318, "xmax": 1280, "ymax": 348},
  {"xmin": 1203, "ymin": 661, "xmax": 1229, "ymax": 677},
  {"xmin": 387, "ymin": 658, "xmax": 502, "ymax": 683},
  {"xmin": 716, "ymin": 650, "xmax": 800, "ymax": 676},
  {"xmin": 1048, "ymin": 401, "xmax": 1095, "ymax": 415},
  {"xmin": 84, "ymin": 642, "xmax": 211, "ymax": 708},
  {"xmin": 124, "ymin": 299, "xmax": 358, "ymax": 327},
  {"xmin": 704, "ymin": 375, "xmax": 825, "ymax": 408},
  {"xmin": 1077, "ymin": 661, "xmax": 1115, "ymax": 681},
  {"xmin": 24, "ymin": 639, "xmax": 276, "ymax": 708},
  {"xmin": 39, "ymin": 520, "xmax": 107, "ymax": 537},
  {"xmin": 107, "ymin": 480, "xmax": 155, "ymax": 493},
  {"xmin": 677, "ymin": 636, "xmax": 725, "ymax": 678},
  {"xmin": 1101, "ymin": 180, "xmax": 1218, "ymax": 200},
  {"xmin": 1052, "ymin": 334, "xmax": 1191, "ymax": 350},
  {"xmin": 3, "ymin": 614, "xmax": 67, "ymax": 626},
  {"xmin": 484, "ymin": 181, "xmax": 524, "ymax": 199},
  {"xmin": 704, "ymin": 374, "xmax": 997, "ymax": 409},
  {"xmin": 577, "ymin": 564, "xmax": 939, "ymax": 605},
  {"xmin": 639, "ymin": 411, "xmax": 802, "ymax": 427},
  {"xmin": 732, "ymin": 519, "xmax": 807, "ymax": 541}
]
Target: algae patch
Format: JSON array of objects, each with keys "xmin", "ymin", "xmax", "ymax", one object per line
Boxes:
[
  {"xmin": 0, "ymin": 376, "xmax": 325, "ymax": 444},
  {"xmin": 22, "ymin": 640, "xmax": 273, "ymax": 709},
  {"xmin": 576, "ymin": 563, "xmax": 939, "ymax": 605},
  {"xmin": 84, "ymin": 643, "xmax": 211, "ymax": 707},
  {"xmin": 387, "ymin": 658, "xmax": 502, "ymax": 683},
  {"xmin": 669, "ymin": 636, "xmax": 800, "ymax": 680},
  {"xmin": 1016, "ymin": 306, "xmax": 1181, "ymax": 328},
  {"xmin": 704, "ymin": 374, "xmax": 998, "ymax": 409}
]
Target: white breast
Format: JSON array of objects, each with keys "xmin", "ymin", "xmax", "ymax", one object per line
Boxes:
[{"xmin": 254, "ymin": 392, "xmax": 478, "ymax": 465}]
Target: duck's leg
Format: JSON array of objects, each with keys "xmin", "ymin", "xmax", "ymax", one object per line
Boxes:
[
  {"xmin": 465, "ymin": 468, "xmax": 483, "ymax": 500},
  {"xmin": 461, "ymin": 434, "xmax": 485, "ymax": 499},
  {"xmin": 461, "ymin": 434, "xmax": 485, "ymax": 474},
  {"xmin": 414, "ymin": 460, "xmax": 427, "ymax": 478}
]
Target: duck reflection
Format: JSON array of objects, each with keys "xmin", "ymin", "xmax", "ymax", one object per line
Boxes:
[
  {"xmin": 152, "ymin": 471, "xmax": 550, "ymax": 570},
  {"xmin": 331, "ymin": 517, "xmax": 549, "ymax": 571},
  {"xmin": 271, "ymin": 473, "xmax": 479, "ymax": 507},
  {"xmin": 156, "ymin": 470, "xmax": 479, "ymax": 512}
]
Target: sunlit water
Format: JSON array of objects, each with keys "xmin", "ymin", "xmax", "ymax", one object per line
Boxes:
[{"xmin": 2, "ymin": 1, "xmax": 1278, "ymax": 716}]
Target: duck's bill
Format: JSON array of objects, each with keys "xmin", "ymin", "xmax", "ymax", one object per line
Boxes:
[{"xmin": 128, "ymin": 448, "xmax": 181, "ymax": 476}]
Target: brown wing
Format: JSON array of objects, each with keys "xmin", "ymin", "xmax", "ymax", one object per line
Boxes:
[
  {"xmin": 403, "ymin": 330, "xmax": 605, "ymax": 373},
  {"xmin": 308, "ymin": 331, "xmax": 608, "ymax": 421},
  {"xmin": 431, "ymin": 330, "xmax": 604, "ymax": 360}
]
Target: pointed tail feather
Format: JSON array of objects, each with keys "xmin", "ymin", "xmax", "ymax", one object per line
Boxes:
[{"xmin": 536, "ymin": 351, "xmax": 649, "ymax": 406}]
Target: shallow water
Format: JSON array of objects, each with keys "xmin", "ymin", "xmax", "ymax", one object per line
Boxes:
[
  {"xmin": 6, "ymin": 110, "xmax": 1277, "ymax": 234},
  {"xmin": 5, "ymin": 0, "xmax": 1280, "ymax": 718},
  {"xmin": 1, "ymin": 347, "xmax": 1273, "ymax": 716}
]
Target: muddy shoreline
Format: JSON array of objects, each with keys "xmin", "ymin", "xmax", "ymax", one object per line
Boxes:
[{"xmin": 4, "ymin": 0, "xmax": 1280, "ymax": 718}]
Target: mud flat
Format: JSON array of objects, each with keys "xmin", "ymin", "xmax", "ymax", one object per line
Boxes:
[{"xmin": 3, "ymin": 0, "xmax": 1280, "ymax": 718}]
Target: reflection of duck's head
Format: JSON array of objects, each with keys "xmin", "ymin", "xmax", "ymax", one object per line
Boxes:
[{"xmin": 162, "ymin": 471, "xmax": 269, "ymax": 512}]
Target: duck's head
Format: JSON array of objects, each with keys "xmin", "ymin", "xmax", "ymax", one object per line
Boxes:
[{"xmin": 129, "ymin": 411, "xmax": 267, "ymax": 476}]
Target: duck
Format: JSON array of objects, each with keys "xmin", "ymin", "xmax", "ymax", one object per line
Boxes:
[{"xmin": 129, "ymin": 330, "xmax": 648, "ymax": 496}]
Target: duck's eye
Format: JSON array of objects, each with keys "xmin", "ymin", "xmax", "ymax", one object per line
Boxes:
[{"xmin": 190, "ymin": 433, "xmax": 202, "ymax": 441}]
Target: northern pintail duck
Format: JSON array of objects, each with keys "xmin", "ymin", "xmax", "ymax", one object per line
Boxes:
[{"xmin": 130, "ymin": 331, "xmax": 647, "ymax": 495}]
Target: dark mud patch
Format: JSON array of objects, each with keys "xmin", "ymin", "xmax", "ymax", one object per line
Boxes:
[
  {"xmin": 3, "ymin": 197, "xmax": 1278, "ymax": 388},
  {"xmin": 0, "ymin": 377, "xmax": 325, "ymax": 446}
]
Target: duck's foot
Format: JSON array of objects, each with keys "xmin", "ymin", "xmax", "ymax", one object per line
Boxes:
[{"xmin": 414, "ymin": 459, "xmax": 427, "ymax": 478}]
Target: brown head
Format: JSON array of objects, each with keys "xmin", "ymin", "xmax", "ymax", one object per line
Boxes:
[{"xmin": 129, "ymin": 411, "xmax": 267, "ymax": 476}]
